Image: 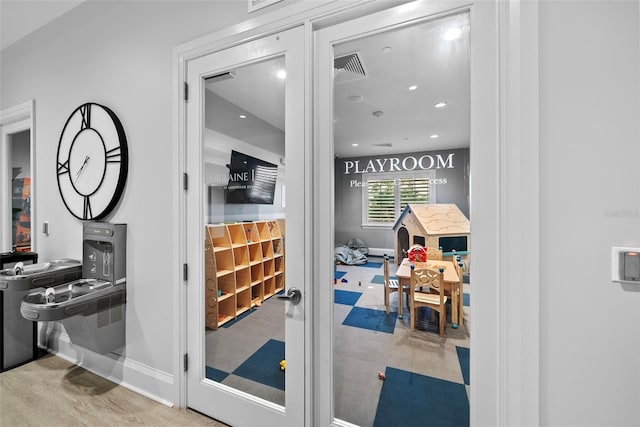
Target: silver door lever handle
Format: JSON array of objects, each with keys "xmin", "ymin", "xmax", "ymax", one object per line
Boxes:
[{"xmin": 277, "ymin": 287, "xmax": 302, "ymax": 305}]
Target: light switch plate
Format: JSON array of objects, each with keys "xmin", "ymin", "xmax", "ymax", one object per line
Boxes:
[{"xmin": 611, "ymin": 246, "xmax": 640, "ymax": 284}]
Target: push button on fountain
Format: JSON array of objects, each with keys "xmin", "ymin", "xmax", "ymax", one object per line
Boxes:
[{"xmin": 45, "ymin": 287, "xmax": 56, "ymax": 303}]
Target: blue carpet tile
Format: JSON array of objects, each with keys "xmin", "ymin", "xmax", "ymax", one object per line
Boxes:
[
  {"xmin": 370, "ymin": 274, "xmax": 397, "ymax": 285},
  {"xmin": 456, "ymin": 346, "xmax": 470, "ymax": 385},
  {"xmin": 342, "ymin": 307, "xmax": 397, "ymax": 334},
  {"xmin": 361, "ymin": 261, "xmax": 382, "ymax": 268},
  {"xmin": 221, "ymin": 307, "xmax": 256, "ymax": 328},
  {"xmin": 335, "ymin": 270, "xmax": 347, "ymax": 280},
  {"xmin": 374, "ymin": 367, "xmax": 469, "ymax": 427},
  {"xmin": 232, "ymin": 339, "xmax": 285, "ymax": 391},
  {"xmin": 205, "ymin": 366, "xmax": 229, "ymax": 383},
  {"xmin": 463, "ymin": 293, "xmax": 470, "ymax": 307},
  {"xmin": 463, "ymin": 274, "xmax": 470, "ymax": 284},
  {"xmin": 335, "ymin": 289, "xmax": 362, "ymax": 306}
]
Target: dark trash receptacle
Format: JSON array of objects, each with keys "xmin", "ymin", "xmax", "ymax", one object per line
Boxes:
[{"xmin": 1, "ymin": 251, "xmax": 38, "ymax": 371}]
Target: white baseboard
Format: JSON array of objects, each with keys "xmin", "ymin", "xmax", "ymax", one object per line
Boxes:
[
  {"xmin": 367, "ymin": 248, "xmax": 394, "ymax": 257},
  {"xmin": 44, "ymin": 329, "xmax": 176, "ymax": 407}
]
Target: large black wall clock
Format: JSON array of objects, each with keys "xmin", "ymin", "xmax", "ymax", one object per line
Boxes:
[{"xmin": 56, "ymin": 103, "xmax": 128, "ymax": 220}]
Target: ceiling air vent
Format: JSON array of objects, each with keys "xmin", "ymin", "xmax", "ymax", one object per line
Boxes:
[{"xmin": 334, "ymin": 52, "xmax": 367, "ymax": 84}]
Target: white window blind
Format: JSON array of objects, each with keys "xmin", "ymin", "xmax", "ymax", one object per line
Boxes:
[
  {"xmin": 367, "ymin": 179, "xmax": 396, "ymax": 223},
  {"xmin": 363, "ymin": 171, "xmax": 434, "ymax": 226}
]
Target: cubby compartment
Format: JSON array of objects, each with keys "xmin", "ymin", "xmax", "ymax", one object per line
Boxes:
[
  {"xmin": 248, "ymin": 242, "xmax": 262, "ymax": 265},
  {"xmin": 272, "ymin": 238, "xmax": 283, "ymax": 256},
  {"xmin": 250, "ymin": 263, "xmax": 264, "ymax": 286},
  {"xmin": 233, "ymin": 245, "xmax": 249, "ymax": 269},
  {"xmin": 217, "ymin": 272, "xmax": 235, "ymax": 299},
  {"xmin": 214, "ymin": 249, "xmax": 234, "ymax": 277},
  {"xmin": 235, "ymin": 267, "xmax": 250, "ymax": 294},
  {"xmin": 268, "ymin": 220, "xmax": 281, "ymax": 238},
  {"xmin": 236, "ymin": 287, "xmax": 251, "ymax": 316},
  {"xmin": 243, "ymin": 223, "xmax": 259, "ymax": 244},
  {"xmin": 274, "ymin": 256, "xmax": 284, "ymax": 275},
  {"xmin": 264, "ymin": 277, "xmax": 275, "ymax": 299},
  {"xmin": 263, "ymin": 258, "xmax": 275, "ymax": 280},
  {"xmin": 228, "ymin": 223, "xmax": 248, "ymax": 247},
  {"xmin": 207, "ymin": 225, "xmax": 231, "ymax": 249},
  {"xmin": 275, "ymin": 272, "xmax": 285, "ymax": 294},
  {"xmin": 218, "ymin": 297, "xmax": 235, "ymax": 326},
  {"xmin": 256, "ymin": 221, "xmax": 272, "ymax": 241},
  {"xmin": 251, "ymin": 283, "xmax": 263, "ymax": 307},
  {"xmin": 261, "ymin": 241, "xmax": 274, "ymax": 260}
]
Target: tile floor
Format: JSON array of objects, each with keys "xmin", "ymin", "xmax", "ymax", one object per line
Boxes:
[{"xmin": 204, "ymin": 256, "xmax": 470, "ymax": 426}]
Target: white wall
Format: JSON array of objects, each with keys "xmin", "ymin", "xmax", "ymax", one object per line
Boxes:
[
  {"xmin": 2, "ymin": 0, "xmax": 639, "ymax": 421},
  {"xmin": 0, "ymin": 0, "xmax": 260, "ymax": 403},
  {"xmin": 539, "ymin": 1, "xmax": 640, "ymax": 426}
]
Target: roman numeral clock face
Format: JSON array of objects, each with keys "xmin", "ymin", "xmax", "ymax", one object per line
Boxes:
[{"xmin": 56, "ymin": 103, "xmax": 128, "ymax": 220}]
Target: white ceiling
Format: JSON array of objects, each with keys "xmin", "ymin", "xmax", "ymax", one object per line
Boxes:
[
  {"xmin": 333, "ymin": 12, "xmax": 470, "ymax": 157},
  {"xmin": 0, "ymin": 0, "xmax": 85, "ymax": 51},
  {"xmin": 207, "ymin": 11, "xmax": 470, "ymax": 157},
  {"xmin": 1, "ymin": 2, "xmax": 470, "ymax": 158}
]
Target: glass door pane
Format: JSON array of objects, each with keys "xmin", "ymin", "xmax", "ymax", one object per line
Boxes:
[
  {"xmin": 203, "ymin": 56, "xmax": 287, "ymax": 406},
  {"xmin": 186, "ymin": 26, "xmax": 305, "ymax": 427},
  {"xmin": 330, "ymin": 12, "xmax": 471, "ymax": 426}
]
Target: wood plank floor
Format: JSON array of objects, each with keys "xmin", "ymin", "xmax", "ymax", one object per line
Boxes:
[{"xmin": 0, "ymin": 354, "xmax": 229, "ymax": 427}]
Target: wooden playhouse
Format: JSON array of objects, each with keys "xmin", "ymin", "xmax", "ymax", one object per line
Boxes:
[{"xmin": 392, "ymin": 204, "xmax": 470, "ymax": 267}]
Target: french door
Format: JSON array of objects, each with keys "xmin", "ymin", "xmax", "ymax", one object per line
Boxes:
[{"xmin": 185, "ymin": 26, "xmax": 307, "ymax": 427}]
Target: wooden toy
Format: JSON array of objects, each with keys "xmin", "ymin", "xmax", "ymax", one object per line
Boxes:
[{"xmin": 393, "ymin": 204, "xmax": 470, "ymax": 268}]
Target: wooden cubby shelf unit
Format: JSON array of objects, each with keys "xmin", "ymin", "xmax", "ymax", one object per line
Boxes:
[{"xmin": 204, "ymin": 220, "xmax": 284, "ymax": 329}]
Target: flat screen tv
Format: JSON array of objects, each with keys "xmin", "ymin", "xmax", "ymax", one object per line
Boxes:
[
  {"xmin": 225, "ymin": 150, "xmax": 278, "ymax": 204},
  {"xmin": 438, "ymin": 236, "xmax": 468, "ymax": 253}
]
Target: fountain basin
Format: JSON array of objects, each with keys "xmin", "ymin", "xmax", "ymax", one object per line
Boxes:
[
  {"xmin": 20, "ymin": 278, "xmax": 125, "ymax": 322},
  {"xmin": 0, "ymin": 259, "xmax": 82, "ymax": 292}
]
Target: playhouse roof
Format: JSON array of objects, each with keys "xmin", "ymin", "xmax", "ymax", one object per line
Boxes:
[{"xmin": 392, "ymin": 204, "xmax": 470, "ymax": 235}]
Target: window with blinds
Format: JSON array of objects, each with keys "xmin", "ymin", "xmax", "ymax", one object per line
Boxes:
[
  {"xmin": 367, "ymin": 179, "xmax": 396, "ymax": 223},
  {"xmin": 363, "ymin": 172, "xmax": 433, "ymax": 225}
]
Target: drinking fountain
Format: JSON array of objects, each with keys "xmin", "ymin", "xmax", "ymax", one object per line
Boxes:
[
  {"xmin": 21, "ymin": 222, "xmax": 127, "ymax": 354},
  {"xmin": 0, "ymin": 258, "xmax": 82, "ymax": 371}
]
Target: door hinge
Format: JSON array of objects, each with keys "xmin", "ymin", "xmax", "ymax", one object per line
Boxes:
[
  {"xmin": 183, "ymin": 82, "xmax": 189, "ymax": 101},
  {"xmin": 183, "ymin": 173, "xmax": 188, "ymax": 191},
  {"xmin": 183, "ymin": 263, "xmax": 188, "ymax": 281},
  {"xmin": 184, "ymin": 353, "xmax": 188, "ymax": 372}
]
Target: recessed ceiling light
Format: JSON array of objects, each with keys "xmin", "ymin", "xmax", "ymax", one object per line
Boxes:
[
  {"xmin": 430, "ymin": 134, "xmax": 439, "ymax": 139},
  {"xmin": 409, "ymin": 85, "xmax": 418, "ymax": 91},
  {"xmin": 347, "ymin": 95, "xmax": 364, "ymax": 103},
  {"xmin": 443, "ymin": 27, "xmax": 462, "ymax": 41},
  {"xmin": 239, "ymin": 115, "xmax": 247, "ymax": 119},
  {"xmin": 352, "ymin": 143, "xmax": 359, "ymax": 147},
  {"xmin": 382, "ymin": 47, "xmax": 392, "ymax": 54},
  {"xmin": 276, "ymin": 69, "xmax": 287, "ymax": 79},
  {"xmin": 434, "ymin": 101, "xmax": 447, "ymax": 108}
]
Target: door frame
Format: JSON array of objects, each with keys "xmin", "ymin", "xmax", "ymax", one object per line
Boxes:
[
  {"xmin": 173, "ymin": 1, "xmax": 540, "ymax": 425},
  {"xmin": 0, "ymin": 100, "xmax": 36, "ymax": 253},
  {"xmin": 184, "ymin": 26, "xmax": 308, "ymax": 427}
]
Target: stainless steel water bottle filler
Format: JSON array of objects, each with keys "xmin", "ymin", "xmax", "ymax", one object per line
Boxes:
[{"xmin": 21, "ymin": 222, "xmax": 127, "ymax": 354}]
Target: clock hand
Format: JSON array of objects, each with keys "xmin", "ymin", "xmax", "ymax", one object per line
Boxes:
[{"xmin": 74, "ymin": 155, "xmax": 90, "ymax": 183}]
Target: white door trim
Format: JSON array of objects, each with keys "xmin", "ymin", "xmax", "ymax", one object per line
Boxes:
[
  {"xmin": 494, "ymin": 1, "xmax": 540, "ymax": 425},
  {"xmin": 314, "ymin": 1, "xmax": 540, "ymax": 426},
  {"xmin": 172, "ymin": 1, "xmax": 417, "ymax": 412},
  {"xmin": 173, "ymin": 0, "xmax": 540, "ymax": 425},
  {"xmin": 0, "ymin": 100, "xmax": 36, "ymax": 253}
]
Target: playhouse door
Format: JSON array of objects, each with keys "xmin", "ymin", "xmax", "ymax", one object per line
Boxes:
[
  {"xmin": 397, "ymin": 226, "xmax": 409, "ymax": 265},
  {"xmin": 185, "ymin": 26, "xmax": 306, "ymax": 427}
]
